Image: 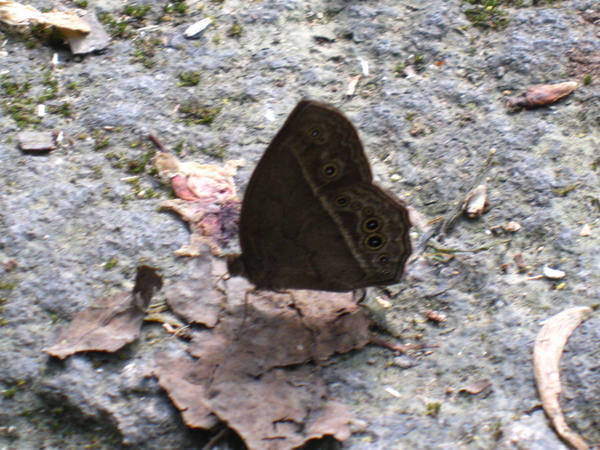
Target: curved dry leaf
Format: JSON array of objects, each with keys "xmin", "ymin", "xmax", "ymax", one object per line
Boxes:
[
  {"xmin": 459, "ymin": 379, "xmax": 492, "ymax": 395},
  {"xmin": 508, "ymin": 81, "xmax": 577, "ymax": 108},
  {"xmin": 533, "ymin": 306, "xmax": 593, "ymax": 450},
  {"xmin": 463, "ymin": 185, "xmax": 488, "ymax": 218},
  {"xmin": 44, "ymin": 266, "xmax": 162, "ymax": 359}
]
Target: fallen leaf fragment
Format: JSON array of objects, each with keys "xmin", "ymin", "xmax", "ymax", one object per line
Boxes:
[
  {"xmin": 514, "ymin": 253, "xmax": 527, "ymax": 271},
  {"xmin": 425, "ymin": 310, "xmax": 446, "ymax": 323},
  {"xmin": 508, "ymin": 81, "xmax": 577, "ymax": 108},
  {"xmin": 164, "ymin": 256, "xmax": 224, "ymax": 327},
  {"xmin": 0, "ymin": 1, "xmax": 89, "ymax": 34},
  {"xmin": 155, "ymin": 357, "xmax": 351, "ymax": 450},
  {"xmin": 533, "ymin": 306, "xmax": 593, "ymax": 450},
  {"xmin": 347, "ymin": 75, "xmax": 361, "ymax": 96},
  {"xmin": 463, "ymin": 185, "xmax": 489, "ymax": 218},
  {"xmin": 543, "ymin": 266, "xmax": 566, "ymax": 280},
  {"xmin": 18, "ymin": 131, "xmax": 56, "ymax": 151},
  {"xmin": 0, "ymin": 1, "xmax": 109, "ymax": 55},
  {"xmin": 155, "ymin": 277, "xmax": 363, "ymax": 449},
  {"xmin": 580, "ymin": 224, "xmax": 591, "ymax": 237},
  {"xmin": 44, "ymin": 266, "xmax": 162, "ymax": 359},
  {"xmin": 188, "ymin": 277, "xmax": 370, "ymax": 375},
  {"xmin": 153, "ymin": 151, "xmax": 242, "ymax": 256},
  {"xmin": 459, "ymin": 379, "xmax": 492, "ymax": 395},
  {"xmin": 184, "ymin": 17, "xmax": 211, "ymax": 38},
  {"xmin": 505, "ymin": 221, "xmax": 521, "ymax": 232}
]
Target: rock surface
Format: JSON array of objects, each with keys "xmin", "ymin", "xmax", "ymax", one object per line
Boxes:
[{"xmin": 0, "ymin": 0, "xmax": 598, "ymax": 448}]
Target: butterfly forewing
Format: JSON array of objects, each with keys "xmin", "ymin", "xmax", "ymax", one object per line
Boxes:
[{"xmin": 231, "ymin": 100, "xmax": 412, "ymax": 292}]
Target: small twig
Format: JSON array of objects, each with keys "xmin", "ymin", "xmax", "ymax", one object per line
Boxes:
[{"xmin": 148, "ymin": 134, "xmax": 167, "ymax": 152}]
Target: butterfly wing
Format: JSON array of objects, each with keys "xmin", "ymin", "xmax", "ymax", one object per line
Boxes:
[{"xmin": 231, "ymin": 100, "xmax": 411, "ymax": 291}]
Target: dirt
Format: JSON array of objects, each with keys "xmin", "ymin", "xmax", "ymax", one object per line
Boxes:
[{"xmin": 0, "ymin": 0, "xmax": 598, "ymax": 449}]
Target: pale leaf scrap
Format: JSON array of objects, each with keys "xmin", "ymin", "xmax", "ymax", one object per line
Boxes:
[
  {"xmin": 533, "ymin": 306, "xmax": 593, "ymax": 450},
  {"xmin": 0, "ymin": 1, "xmax": 90, "ymax": 34}
]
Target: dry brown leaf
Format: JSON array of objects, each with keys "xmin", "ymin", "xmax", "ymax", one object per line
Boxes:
[
  {"xmin": 164, "ymin": 256, "xmax": 224, "ymax": 327},
  {"xmin": 508, "ymin": 81, "xmax": 577, "ymax": 108},
  {"xmin": 187, "ymin": 278, "xmax": 369, "ymax": 375},
  {"xmin": 44, "ymin": 266, "xmax": 162, "ymax": 359},
  {"xmin": 154, "ymin": 355, "xmax": 351, "ymax": 450},
  {"xmin": 154, "ymin": 273, "xmax": 368, "ymax": 449},
  {"xmin": 533, "ymin": 306, "xmax": 593, "ymax": 450},
  {"xmin": 153, "ymin": 152, "xmax": 242, "ymax": 256},
  {"xmin": 153, "ymin": 353, "xmax": 219, "ymax": 429}
]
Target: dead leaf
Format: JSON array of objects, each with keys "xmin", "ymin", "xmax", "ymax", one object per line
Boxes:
[
  {"xmin": 463, "ymin": 185, "xmax": 489, "ymax": 218},
  {"xmin": 0, "ymin": 1, "xmax": 89, "ymax": 34},
  {"xmin": 153, "ymin": 152, "xmax": 243, "ymax": 256},
  {"xmin": 44, "ymin": 265, "xmax": 162, "ymax": 359},
  {"xmin": 164, "ymin": 256, "xmax": 224, "ymax": 327},
  {"xmin": 347, "ymin": 75, "xmax": 361, "ymax": 96},
  {"xmin": 187, "ymin": 278, "xmax": 369, "ymax": 375},
  {"xmin": 533, "ymin": 306, "xmax": 593, "ymax": 450},
  {"xmin": 508, "ymin": 81, "xmax": 577, "ymax": 108},
  {"xmin": 155, "ymin": 355, "xmax": 351, "ymax": 450},
  {"xmin": 425, "ymin": 310, "xmax": 446, "ymax": 323},
  {"xmin": 459, "ymin": 379, "xmax": 492, "ymax": 395},
  {"xmin": 580, "ymin": 224, "xmax": 591, "ymax": 236},
  {"xmin": 153, "ymin": 353, "xmax": 219, "ymax": 429},
  {"xmin": 154, "ymin": 273, "xmax": 368, "ymax": 449}
]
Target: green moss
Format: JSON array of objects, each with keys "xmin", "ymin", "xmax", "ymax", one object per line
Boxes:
[
  {"xmin": 123, "ymin": 4, "xmax": 151, "ymax": 19},
  {"xmin": 92, "ymin": 130, "xmax": 110, "ymax": 150},
  {"xmin": 463, "ymin": 1, "xmax": 509, "ymax": 30},
  {"xmin": 163, "ymin": 0, "xmax": 188, "ymax": 14},
  {"xmin": 74, "ymin": 0, "xmax": 88, "ymax": 8},
  {"xmin": 104, "ymin": 257, "xmax": 118, "ymax": 270},
  {"xmin": 127, "ymin": 149, "xmax": 157, "ymax": 174},
  {"xmin": 132, "ymin": 37, "xmax": 162, "ymax": 69},
  {"xmin": 178, "ymin": 71, "xmax": 201, "ymax": 86},
  {"xmin": 203, "ymin": 144, "xmax": 226, "ymax": 159},
  {"xmin": 393, "ymin": 63, "xmax": 405, "ymax": 77},
  {"xmin": 98, "ymin": 12, "xmax": 133, "ymax": 39},
  {"xmin": 48, "ymin": 102, "xmax": 72, "ymax": 117},
  {"xmin": 173, "ymin": 139, "xmax": 185, "ymax": 154},
  {"xmin": 583, "ymin": 74, "xmax": 593, "ymax": 85},
  {"xmin": 426, "ymin": 402, "xmax": 442, "ymax": 417},
  {"xmin": 179, "ymin": 100, "xmax": 220, "ymax": 125},
  {"xmin": 0, "ymin": 77, "xmax": 41, "ymax": 128},
  {"xmin": 65, "ymin": 81, "xmax": 81, "ymax": 93},
  {"xmin": 3, "ymin": 385, "xmax": 18, "ymax": 399},
  {"xmin": 228, "ymin": 22, "xmax": 243, "ymax": 38}
]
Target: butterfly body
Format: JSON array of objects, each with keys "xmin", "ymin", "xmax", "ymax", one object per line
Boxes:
[{"xmin": 228, "ymin": 100, "xmax": 411, "ymax": 292}]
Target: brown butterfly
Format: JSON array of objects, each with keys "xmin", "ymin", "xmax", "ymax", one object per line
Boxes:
[{"xmin": 227, "ymin": 100, "xmax": 411, "ymax": 292}]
